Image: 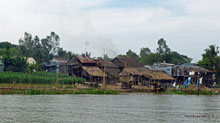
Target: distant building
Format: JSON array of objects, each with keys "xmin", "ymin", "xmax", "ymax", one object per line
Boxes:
[
  {"xmin": 96, "ymin": 59, "xmax": 121, "ymax": 84},
  {"xmin": 44, "ymin": 57, "xmax": 68, "ymax": 74},
  {"xmin": 27, "ymin": 57, "xmax": 36, "ymax": 65},
  {"xmin": 145, "ymin": 63, "xmax": 175, "ymax": 76},
  {"xmin": 146, "ymin": 63, "xmax": 214, "ymax": 87},
  {"xmin": 67, "ymin": 55, "xmax": 97, "ymax": 76},
  {"xmin": 112, "ymin": 57, "xmax": 144, "ymax": 71},
  {"xmin": 119, "ymin": 67, "xmax": 175, "ymax": 89},
  {"xmin": 81, "ymin": 66, "xmax": 106, "ymax": 83},
  {"xmin": 172, "ymin": 63, "xmax": 214, "ymax": 87},
  {"xmin": 67, "ymin": 55, "xmax": 106, "ymax": 83}
]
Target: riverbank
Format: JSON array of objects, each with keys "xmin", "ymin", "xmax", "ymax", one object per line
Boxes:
[
  {"xmin": 163, "ymin": 90, "xmax": 214, "ymax": 95},
  {"xmin": 0, "ymin": 83, "xmax": 219, "ymax": 95},
  {"xmin": 163, "ymin": 84, "xmax": 220, "ymax": 95},
  {"xmin": 0, "ymin": 83, "xmax": 120, "ymax": 95},
  {"xmin": 0, "ymin": 88, "xmax": 120, "ymax": 95}
]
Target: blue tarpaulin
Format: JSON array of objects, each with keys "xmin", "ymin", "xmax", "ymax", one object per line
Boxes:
[{"xmin": 196, "ymin": 80, "xmax": 199, "ymax": 85}]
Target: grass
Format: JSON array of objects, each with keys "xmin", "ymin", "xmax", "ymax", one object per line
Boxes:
[
  {"xmin": 163, "ymin": 90, "xmax": 188, "ymax": 95},
  {"xmin": 198, "ymin": 90, "xmax": 214, "ymax": 95},
  {"xmin": 163, "ymin": 90, "xmax": 214, "ymax": 95},
  {"xmin": 0, "ymin": 82, "xmax": 120, "ymax": 95},
  {"xmin": 0, "ymin": 88, "xmax": 120, "ymax": 95}
]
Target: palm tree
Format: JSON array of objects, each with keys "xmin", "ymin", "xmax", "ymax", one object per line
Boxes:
[{"xmin": 202, "ymin": 45, "xmax": 219, "ymax": 71}]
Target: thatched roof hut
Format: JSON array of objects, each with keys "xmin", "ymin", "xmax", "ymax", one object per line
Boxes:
[
  {"xmin": 67, "ymin": 55, "xmax": 97, "ymax": 76},
  {"xmin": 119, "ymin": 68, "xmax": 142, "ymax": 76},
  {"xmin": 96, "ymin": 59, "xmax": 120, "ymax": 83},
  {"xmin": 82, "ymin": 66, "xmax": 106, "ymax": 77},
  {"xmin": 82, "ymin": 66, "xmax": 107, "ymax": 83},
  {"xmin": 136, "ymin": 68, "xmax": 175, "ymax": 81},
  {"xmin": 120, "ymin": 68, "xmax": 174, "ymax": 81},
  {"xmin": 119, "ymin": 67, "xmax": 174, "ymax": 88}
]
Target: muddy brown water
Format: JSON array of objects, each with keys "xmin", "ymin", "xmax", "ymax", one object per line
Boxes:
[{"xmin": 0, "ymin": 94, "xmax": 220, "ymax": 123}]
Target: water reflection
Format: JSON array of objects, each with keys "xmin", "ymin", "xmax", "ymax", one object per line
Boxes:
[{"xmin": 0, "ymin": 94, "xmax": 219, "ymax": 123}]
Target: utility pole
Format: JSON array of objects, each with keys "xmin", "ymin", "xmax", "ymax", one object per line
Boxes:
[
  {"xmin": 102, "ymin": 49, "xmax": 106, "ymax": 90},
  {"xmin": 56, "ymin": 64, "xmax": 59, "ymax": 88},
  {"xmin": 83, "ymin": 41, "xmax": 89, "ymax": 55}
]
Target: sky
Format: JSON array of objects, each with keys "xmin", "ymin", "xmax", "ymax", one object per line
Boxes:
[{"xmin": 0, "ymin": 0, "xmax": 220, "ymax": 62}]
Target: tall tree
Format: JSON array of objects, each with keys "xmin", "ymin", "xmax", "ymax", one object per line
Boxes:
[
  {"xmin": 139, "ymin": 47, "xmax": 152, "ymax": 64},
  {"xmin": 42, "ymin": 32, "xmax": 60, "ymax": 55},
  {"xmin": 1, "ymin": 42, "xmax": 14, "ymax": 71},
  {"xmin": 57, "ymin": 47, "xmax": 74, "ymax": 59},
  {"xmin": 0, "ymin": 42, "xmax": 27, "ymax": 72},
  {"xmin": 117, "ymin": 54, "xmax": 126, "ymax": 58},
  {"xmin": 140, "ymin": 47, "xmax": 151, "ymax": 58},
  {"xmin": 139, "ymin": 39, "xmax": 192, "ymax": 65},
  {"xmin": 11, "ymin": 56, "xmax": 28, "ymax": 72},
  {"xmin": 19, "ymin": 32, "xmax": 60, "ymax": 64},
  {"xmin": 156, "ymin": 38, "xmax": 171, "ymax": 63},
  {"xmin": 170, "ymin": 51, "xmax": 192, "ymax": 64},
  {"xmin": 157, "ymin": 38, "xmax": 171, "ymax": 55},
  {"xmin": 126, "ymin": 49, "xmax": 139, "ymax": 60},
  {"xmin": 198, "ymin": 44, "xmax": 220, "ymax": 82}
]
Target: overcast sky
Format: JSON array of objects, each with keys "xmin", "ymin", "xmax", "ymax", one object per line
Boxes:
[{"xmin": 0, "ymin": 0, "xmax": 220, "ymax": 62}]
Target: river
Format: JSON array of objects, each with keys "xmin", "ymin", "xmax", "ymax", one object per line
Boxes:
[{"xmin": 0, "ymin": 94, "xmax": 219, "ymax": 123}]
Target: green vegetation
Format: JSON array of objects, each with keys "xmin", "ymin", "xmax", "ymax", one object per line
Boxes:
[
  {"xmin": 164, "ymin": 90, "xmax": 214, "ymax": 95},
  {"xmin": 74, "ymin": 88, "xmax": 120, "ymax": 95},
  {"xmin": 198, "ymin": 45, "xmax": 220, "ymax": 82},
  {"xmin": 164, "ymin": 90, "xmax": 188, "ymax": 95},
  {"xmin": 0, "ymin": 32, "xmax": 74, "ymax": 73},
  {"xmin": 0, "ymin": 89, "xmax": 120, "ymax": 95},
  {"xmin": 0, "ymin": 72, "xmax": 84, "ymax": 84},
  {"xmin": 198, "ymin": 90, "xmax": 214, "ymax": 95},
  {"xmin": 118, "ymin": 39, "xmax": 220, "ymax": 83},
  {"xmin": 118, "ymin": 38, "xmax": 192, "ymax": 65},
  {"xmin": 0, "ymin": 42, "xmax": 28, "ymax": 72},
  {"xmin": 0, "ymin": 32, "xmax": 219, "ymax": 85}
]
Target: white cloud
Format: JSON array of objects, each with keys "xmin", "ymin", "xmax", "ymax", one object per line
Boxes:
[{"xmin": 0, "ymin": 0, "xmax": 220, "ymax": 61}]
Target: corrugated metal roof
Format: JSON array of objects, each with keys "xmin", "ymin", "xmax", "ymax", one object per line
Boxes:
[
  {"xmin": 53, "ymin": 57, "xmax": 68, "ymax": 64},
  {"xmin": 175, "ymin": 64, "xmax": 211, "ymax": 73}
]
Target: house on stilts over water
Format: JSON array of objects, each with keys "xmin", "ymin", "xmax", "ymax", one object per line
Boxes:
[
  {"xmin": 67, "ymin": 55, "xmax": 106, "ymax": 84},
  {"xmin": 112, "ymin": 57, "xmax": 174, "ymax": 89},
  {"xmin": 96, "ymin": 59, "xmax": 121, "ymax": 84},
  {"xmin": 146, "ymin": 63, "xmax": 215, "ymax": 87},
  {"xmin": 119, "ymin": 67, "xmax": 175, "ymax": 89},
  {"xmin": 172, "ymin": 63, "xmax": 215, "ymax": 87}
]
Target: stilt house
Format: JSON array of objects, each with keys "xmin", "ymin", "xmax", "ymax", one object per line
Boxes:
[
  {"xmin": 67, "ymin": 55, "xmax": 106, "ymax": 83},
  {"xmin": 172, "ymin": 63, "xmax": 214, "ymax": 87},
  {"xmin": 96, "ymin": 59, "xmax": 120, "ymax": 84},
  {"xmin": 119, "ymin": 67, "xmax": 175, "ymax": 89}
]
